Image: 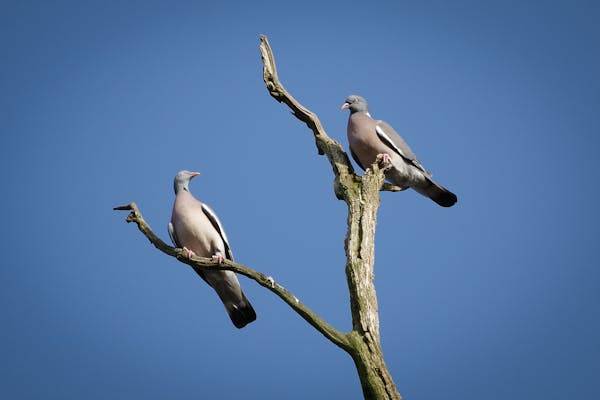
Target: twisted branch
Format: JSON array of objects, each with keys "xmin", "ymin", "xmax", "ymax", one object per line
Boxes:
[{"xmin": 113, "ymin": 202, "xmax": 350, "ymax": 351}]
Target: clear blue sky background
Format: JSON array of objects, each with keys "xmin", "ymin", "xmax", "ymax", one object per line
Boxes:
[{"xmin": 1, "ymin": 1, "xmax": 599, "ymax": 399}]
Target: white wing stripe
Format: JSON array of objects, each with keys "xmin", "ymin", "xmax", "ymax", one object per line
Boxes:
[
  {"xmin": 375, "ymin": 125, "xmax": 406, "ymax": 157},
  {"xmin": 201, "ymin": 203, "xmax": 231, "ymax": 249},
  {"xmin": 168, "ymin": 222, "xmax": 179, "ymax": 247}
]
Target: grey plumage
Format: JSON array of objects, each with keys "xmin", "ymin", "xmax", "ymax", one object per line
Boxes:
[
  {"xmin": 342, "ymin": 95, "xmax": 457, "ymax": 207},
  {"xmin": 169, "ymin": 170, "xmax": 256, "ymax": 328}
]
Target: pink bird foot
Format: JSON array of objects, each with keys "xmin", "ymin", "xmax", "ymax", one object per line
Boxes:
[
  {"xmin": 211, "ymin": 253, "xmax": 225, "ymax": 264},
  {"xmin": 376, "ymin": 153, "xmax": 392, "ymax": 168},
  {"xmin": 182, "ymin": 247, "xmax": 196, "ymax": 259}
]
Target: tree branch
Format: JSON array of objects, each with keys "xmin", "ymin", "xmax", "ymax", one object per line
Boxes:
[
  {"xmin": 259, "ymin": 35, "xmax": 402, "ymax": 399},
  {"xmin": 113, "ymin": 202, "xmax": 351, "ymax": 351},
  {"xmin": 259, "ymin": 35, "xmax": 359, "ymax": 198},
  {"xmin": 259, "ymin": 35, "xmax": 387, "ymax": 339},
  {"xmin": 259, "ymin": 35, "xmax": 399, "ymax": 197}
]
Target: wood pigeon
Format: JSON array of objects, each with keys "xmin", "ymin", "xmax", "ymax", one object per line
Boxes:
[
  {"xmin": 169, "ymin": 170, "xmax": 256, "ymax": 328},
  {"xmin": 342, "ymin": 95, "xmax": 457, "ymax": 207}
]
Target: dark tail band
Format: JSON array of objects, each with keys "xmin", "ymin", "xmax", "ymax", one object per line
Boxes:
[
  {"xmin": 227, "ymin": 295, "xmax": 257, "ymax": 329},
  {"xmin": 417, "ymin": 179, "xmax": 458, "ymax": 207}
]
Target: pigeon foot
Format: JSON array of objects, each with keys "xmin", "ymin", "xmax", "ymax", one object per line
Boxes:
[
  {"xmin": 182, "ymin": 247, "xmax": 196, "ymax": 259},
  {"xmin": 376, "ymin": 153, "xmax": 392, "ymax": 169},
  {"xmin": 211, "ymin": 253, "xmax": 225, "ymax": 264}
]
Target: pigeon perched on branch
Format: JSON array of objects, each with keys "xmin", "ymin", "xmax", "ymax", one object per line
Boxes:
[
  {"xmin": 169, "ymin": 170, "xmax": 256, "ymax": 328},
  {"xmin": 342, "ymin": 95, "xmax": 457, "ymax": 207}
]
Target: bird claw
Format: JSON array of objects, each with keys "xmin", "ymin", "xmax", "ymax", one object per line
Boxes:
[
  {"xmin": 266, "ymin": 276, "xmax": 275, "ymax": 288},
  {"xmin": 376, "ymin": 153, "xmax": 392, "ymax": 169},
  {"xmin": 182, "ymin": 247, "xmax": 196, "ymax": 259},
  {"xmin": 211, "ymin": 253, "xmax": 225, "ymax": 264}
]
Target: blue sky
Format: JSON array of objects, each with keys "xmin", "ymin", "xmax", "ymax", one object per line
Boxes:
[{"xmin": 1, "ymin": 1, "xmax": 599, "ymax": 399}]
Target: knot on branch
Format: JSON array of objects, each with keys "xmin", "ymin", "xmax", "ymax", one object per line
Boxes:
[{"xmin": 266, "ymin": 82, "xmax": 278, "ymax": 95}]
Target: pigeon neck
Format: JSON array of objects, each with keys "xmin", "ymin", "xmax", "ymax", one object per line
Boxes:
[
  {"xmin": 351, "ymin": 110, "xmax": 372, "ymax": 118},
  {"xmin": 174, "ymin": 182, "xmax": 190, "ymax": 194}
]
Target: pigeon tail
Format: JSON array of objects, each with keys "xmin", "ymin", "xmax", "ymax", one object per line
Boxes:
[
  {"xmin": 416, "ymin": 179, "xmax": 458, "ymax": 208},
  {"xmin": 226, "ymin": 294, "xmax": 257, "ymax": 329}
]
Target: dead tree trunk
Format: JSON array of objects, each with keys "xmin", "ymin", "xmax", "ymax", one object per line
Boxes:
[
  {"xmin": 259, "ymin": 35, "xmax": 401, "ymax": 399},
  {"xmin": 341, "ymin": 171, "xmax": 401, "ymax": 400},
  {"xmin": 115, "ymin": 35, "xmax": 403, "ymax": 400}
]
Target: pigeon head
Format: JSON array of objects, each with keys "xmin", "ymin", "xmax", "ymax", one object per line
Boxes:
[
  {"xmin": 174, "ymin": 170, "xmax": 201, "ymax": 194},
  {"xmin": 341, "ymin": 95, "xmax": 368, "ymax": 114}
]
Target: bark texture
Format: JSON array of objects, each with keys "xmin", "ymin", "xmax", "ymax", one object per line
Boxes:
[{"xmin": 115, "ymin": 35, "xmax": 403, "ymax": 400}]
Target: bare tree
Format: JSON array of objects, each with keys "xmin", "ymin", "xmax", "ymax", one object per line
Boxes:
[{"xmin": 115, "ymin": 35, "xmax": 404, "ymax": 400}]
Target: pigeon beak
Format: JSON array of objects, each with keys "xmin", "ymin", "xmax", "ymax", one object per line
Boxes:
[
  {"xmin": 340, "ymin": 102, "xmax": 350, "ymax": 110},
  {"xmin": 190, "ymin": 172, "xmax": 201, "ymax": 178}
]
